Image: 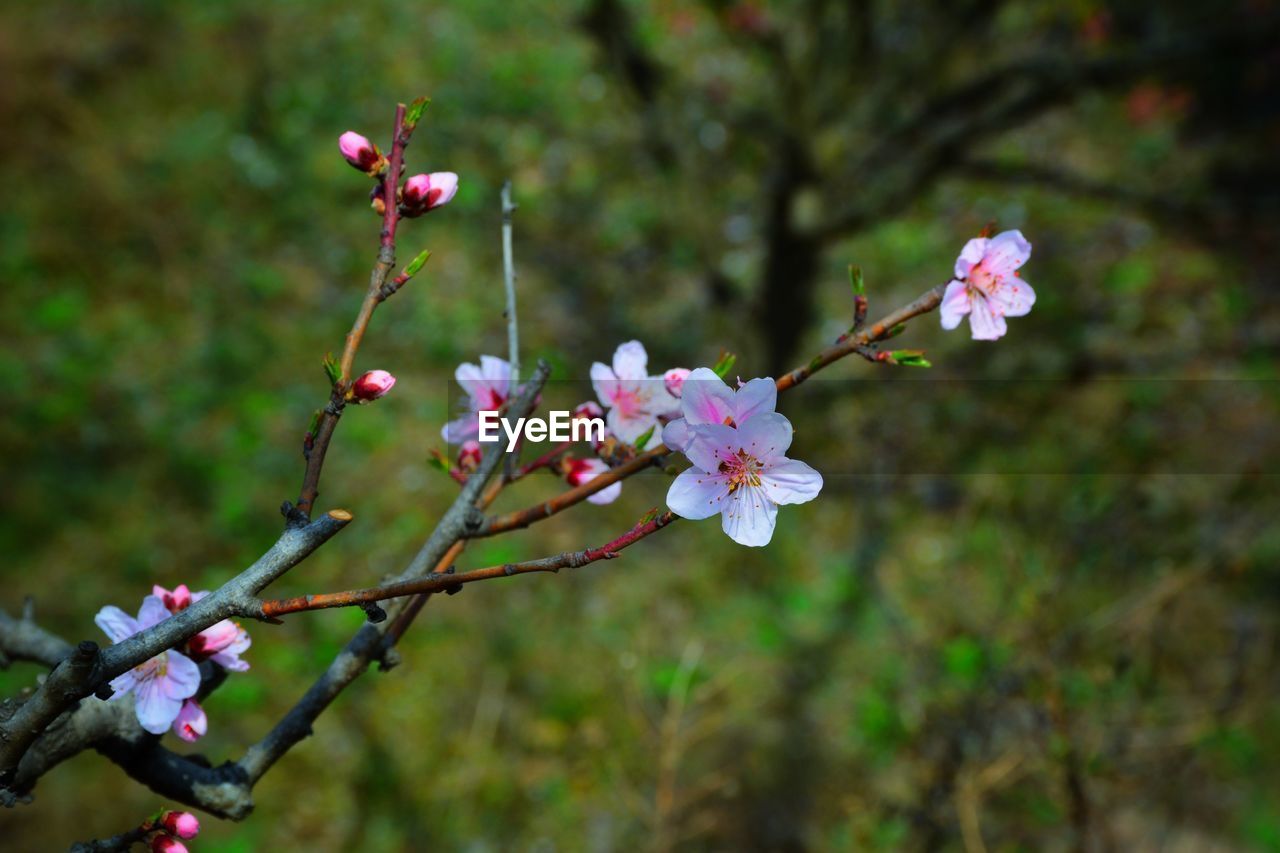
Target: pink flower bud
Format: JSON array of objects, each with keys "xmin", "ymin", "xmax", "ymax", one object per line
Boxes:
[
  {"xmin": 150, "ymin": 834, "xmax": 188, "ymax": 853},
  {"xmin": 400, "ymin": 172, "xmax": 459, "ymax": 216},
  {"xmin": 160, "ymin": 811, "xmax": 201, "ymax": 840},
  {"xmin": 338, "ymin": 131, "xmax": 384, "ymax": 174},
  {"xmin": 171, "ymin": 699, "xmax": 207, "ymax": 743},
  {"xmin": 457, "ymin": 440, "xmax": 483, "ymax": 473},
  {"xmin": 663, "ymin": 368, "xmax": 692, "ymax": 398},
  {"xmin": 152, "ymin": 584, "xmax": 192, "ymax": 613},
  {"xmin": 352, "ymin": 370, "xmax": 396, "ymax": 401}
]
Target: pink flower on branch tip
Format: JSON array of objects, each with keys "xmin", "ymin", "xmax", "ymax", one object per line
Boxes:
[
  {"xmin": 95, "ymin": 597, "xmax": 200, "ymax": 735},
  {"xmin": 591, "ymin": 341, "xmax": 681, "ymax": 445},
  {"xmin": 666, "ymin": 412, "xmax": 823, "ymax": 547},
  {"xmin": 443, "ymin": 355, "xmax": 513, "ymax": 444},
  {"xmin": 338, "ymin": 131, "xmax": 385, "ymax": 175},
  {"xmin": 661, "ymin": 367, "xmax": 777, "ymax": 457},
  {"xmin": 401, "ymin": 172, "xmax": 459, "ymax": 217},
  {"xmin": 171, "ymin": 699, "xmax": 207, "ymax": 743},
  {"xmin": 940, "ymin": 229, "xmax": 1035, "ymax": 341},
  {"xmin": 565, "ymin": 457, "xmax": 622, "ymax": 505},
  {"xmin": 352, "ymin": 370, "xmax": 396, "ymax": 401},
  {"xmin": 159, "ymin": 811, "xmax": 200, "ymax": 840}
]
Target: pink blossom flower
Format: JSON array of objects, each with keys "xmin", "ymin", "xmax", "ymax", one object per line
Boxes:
[
  {"xmin": 666, "ymin": 412, "xmax": 822, "ymax": 547},
  {"xmin": 443, "ymin": 355, "xmax": 513, "ymax": 444},
  {"xmin": 401, "ymin": 172, "xmax": 459, "ymax": 216},
  {"xmin": 95, "ymin": 597, "xmax": 200, "ymax": 735},
  {"xmin": 352, "ymin": 369, "xmax": 396, "ymax": 401},
  {"xmin": 591, "ymin": 341, "xmax": 676, "ymax": 445},
  {"xmin": 573, "ymin": 401, "xmax": 608, "ymax": 449},
  {"xmin": 338, "ymin": 131, "xmax": 384, "ymax": 174},
  {"xmin": 565, "ymin": 457, "xmax": 622, "ymax": 505},
  {"xmin": 661, "ymin": 367, "xmax": 777, "ymax": 457},
  {"xmin": 940, "ymin": 230, "xmax": 1035, "ymax": 341},
  {"xmin": 160, "ymin": 811, "xmax": 200, "ymax": 840},
  {"xmin": 171, "ymin": 700, "xmax": 207, "ymax": 743},
  {"xmin": 153, "ymin": 584, "xmax": 192, "ymax": 613},
  {"xmin": 663, "ymin": 368, "xmax": 692, "ymax": 398}
]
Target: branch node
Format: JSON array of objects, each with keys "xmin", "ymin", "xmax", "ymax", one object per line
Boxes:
[{"xmin": 360, "ymin": 602, "xmax": 388, "ymax": 624}]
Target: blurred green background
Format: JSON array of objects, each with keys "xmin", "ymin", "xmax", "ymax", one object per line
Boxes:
[{"xmin": 2, "ymin": 1, "xmax": 1278, "ymax": 850}]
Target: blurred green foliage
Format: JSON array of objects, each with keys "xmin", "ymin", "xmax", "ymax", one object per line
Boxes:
[{"xmin": 1, "ymin": 0, "xmax": 1278, "ymax": 850}]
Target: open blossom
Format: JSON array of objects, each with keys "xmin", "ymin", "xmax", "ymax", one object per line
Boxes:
[
  {"xmin": 591, "ymin": 341, "xmax": 681, "ymax": 445},
  {"xmin": 352, "ymin": 369, "xmax": 396, "ymax": 401},
  {"xmin": 95, "ymin": 597, "xmax": 200, "ymax": 735},
  {"xmin": 401, "ymin": 172, "xmax": 459, "ymax": 216},
  {"xmin": 338, "ymin": 131, "xmax": 384, "ymax": 174},
  {"xmin": 154, "ymin": 585, "xmax": 252, "ymax": 672},
  {"xmin": 666, "ymin": 412, "xmax": 823, "ymax": 547},
  {"xmin": 661, "ymin": 367, "xmax": 778, "ymax": 457},
  {"xmin": 443, "ymin": 355, "xmax": 513, "ymax": 444},
  {"xmin": 172, "ymin": 699, "xmax": 207, "ymax": 743},
  {"xmin": 564, "ymin": 457, "xmax": 622, "ymax": 504},
  {"xmin": 940, "ymin": 229, "xmax": 1035, "ymax": 341}
]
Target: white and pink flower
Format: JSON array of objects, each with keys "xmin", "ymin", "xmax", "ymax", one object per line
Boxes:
[
  {"xmin": 591, "ymin": 341, "xmax": 679, "ymax": 445},
  {"xmin": 660, "ymin": 367, "xmax": 777, "ymax": 457},
  {"xmin": 666, "ymin": 411, "xmax": 823, "ymax": 547},
  {"xmin": 442, "ymin": 355, "xmax": 514, "ymax": 444},
  {"xmin": 95, "ymin": 597, "xmax": 200, "ymax": 735},
  {"xmin": 940, "ymin": 229, "xmax": 1035, "ymax": 341},
  {"xmin": 564, "ymin": 457, "xmax": 622, "ymax": 505}
]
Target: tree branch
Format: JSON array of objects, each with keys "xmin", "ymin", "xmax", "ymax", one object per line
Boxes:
[{"xmin": 501, "ymin": 180, "xmax": 521, "ymax": 481}]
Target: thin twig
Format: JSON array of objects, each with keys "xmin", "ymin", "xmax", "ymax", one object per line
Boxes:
[{"xmin": 501, "ymin": 180, "xmax": 520, "ymax": 481}]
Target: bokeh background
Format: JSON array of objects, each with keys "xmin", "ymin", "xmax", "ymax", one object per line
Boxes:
[{"xmin": 2, "ymin": 1, "xmax": 1279, "ymax": 850}]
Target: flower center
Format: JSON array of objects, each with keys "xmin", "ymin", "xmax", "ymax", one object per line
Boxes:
[
  {"xmin": 612, "ymin": 387, "xmax": 644, "ymax": 418},
  {"xmin": 967, "ymin": 263, "xmax": 999, "ymax": 296},
  {"xmin": 135, "ymin": 653, "xmax": 167, "ymax": 679},
  {"xmin": 718, "ymin": 448, "xmax": 763, "ymax": 492}
]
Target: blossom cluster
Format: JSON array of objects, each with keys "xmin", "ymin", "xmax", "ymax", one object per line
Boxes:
[{"xmin": 95, "ymin": 584, "xmax": 250, "ymax": 741}]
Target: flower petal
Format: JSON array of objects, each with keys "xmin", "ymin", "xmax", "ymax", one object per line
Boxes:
[
  {"xmin": 662, "ymin": 417, "xmax": 692, "ymax": 452},
  {"xmin": 982, "ymin": 230, "xmax": 1031, "ymax": 277},
  {"xmin": 172, "ymin": 700, "xmax": 208, "ymax": 742},
  {"xmin": 162, "ymin": 651, "xmax": 201, "ymax": 700},
  {"xmin": 587, "ymin": 481, "xmax": 623, "ymax": 505},
  {"xmin": 939, "ymin": 280, "xmax": 971, "ymax": 331},
  {"xmin": 607, "ymin": 407, "xmax": 659, "ymax": 446},
  {"xmin": 478, "ymin": 355, "xmax": 512, "ymax": 395},
  {"xmin": 611, "ymin": 340, "xmax": 649, "ymax": 380},
  {"xmin": 95, "ymin": 606, "xmax": 139, "ymax": 644},
  {"xmin": 135, "ymin": 678, "xmax": 183, "ymax": 735},
  {"xmin": 732, "ymin": 377, "xmax": 777, "ymax": 425},
  {"xmin": 680, "ymin": 423, "xmax": 739, "ymax": 473},
  {"xmin": 136, "ymin": 596, "xmax": 172, "ymax": 631},
  {"xmin": 107, "ymin": 670, "xmax": 137, "ymax": 699},
  {"xmin": 454, "ymin": 361, "xmax": 485, "ymax": 397},
  {"xmin": 989, "ymin": 277, "xmax": 1036, "ymax": 318},
  {"xmin": 954, "ymin": 237, "xmax": 988, "ymax": 280},
  {"xmin": 761, "ymin": 458, "xmax": 823, "ymax": 505},
  {"xmin": 968, "ymin": 294, "xmax": 1008, "ymax": 341},
  {"xmin": 736, "ymin": 412, "xmax": 793, "ymax": 462},
  {"xmin": 442, "ymin": 413, "xmax": 479, "ymax": 445},
  {"xmin": 667, "ymin": 467, "xmax": 730, "ymax": 520},
  {"xmin": 590, "ymin": 361, "xmax": 619, "ymax": 405},
  {"xmin": 720, "ymin": 485, "xmax": 777, "ymax": 547},
  {"xmin": 679, "ymin": 368, "xmax": 735, "ymax": 426}
]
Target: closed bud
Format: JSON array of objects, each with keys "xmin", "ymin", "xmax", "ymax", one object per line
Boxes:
[
  {"xmin": 150, "ymin": 836, "xmax": 188, "ymax": 853},
  {"xmin": 171, "ymin": 699, "xmax": 207, "ymax": 743},
  {"xmin": 160, "ymin": 811, "xmax": 201, "ymax": 840},
  {"xmin": 663, "ymin": 368, "xmax": 692, "ymax": 398},
  {"xmin": 338, "ymin": 131, "xmax": 385, "ymax": 175},
  {"xmin": 400, "ymin": 172, "xmax": 459, "ymax": 217},
  {"xmin": 457, "ymin": 440, "xmax": 483, "ymax": 473},
  {"xmin": 352, "ymin": 370, "xmax": 396, "ymax": 401},
  {"xmin": 152, "ymin": 584, "xmax": 192, "ymax": 613}
]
